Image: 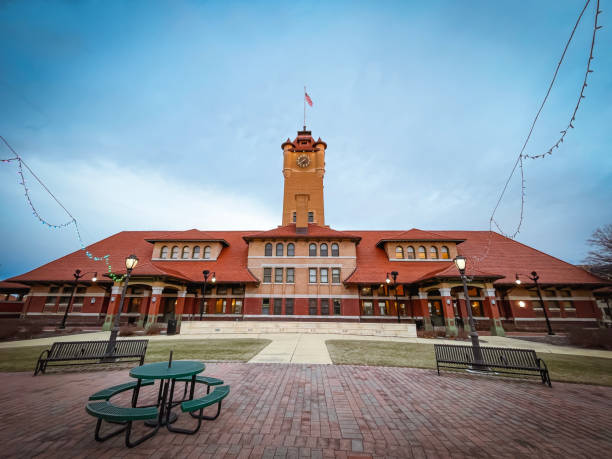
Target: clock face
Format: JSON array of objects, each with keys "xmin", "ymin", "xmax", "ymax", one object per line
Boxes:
[{"xmin": 296, "ymin": 154, "xmax": 310, "ymax": 168}]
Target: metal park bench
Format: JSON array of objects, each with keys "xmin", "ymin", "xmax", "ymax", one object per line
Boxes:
[
  {"xmin": 434, "ymin": 344, "xmax": 551, "ymax": 387},
  {"xmin": 34, "ymin": 340, "xmax": 149, "ymax": 376}
]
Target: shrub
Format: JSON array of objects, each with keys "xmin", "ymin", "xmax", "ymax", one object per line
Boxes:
[
  {"xmin": 119, "ymin": 325, "xmax": 143, "ymax": 337},
  {"xmin": 417, "ymin": 329, "xmax": 435, "ymax": 339},
  {"xmin": 145, "ymin": 324, "xmax": 162, "ymax": 336},
  {"xmin": 568, "ymin": 328, "xmax": 612, "ymax": 350},
  {"xmin": 0, "ymin": 320, "xmax": 45, "ymax": 341}
]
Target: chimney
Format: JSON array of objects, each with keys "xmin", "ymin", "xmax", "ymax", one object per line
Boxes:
[{"xmin": 295, "ymin": 194, "xmax": 309, "ymax": 234}]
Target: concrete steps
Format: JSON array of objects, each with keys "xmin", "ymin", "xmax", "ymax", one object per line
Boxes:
[{"xmin": 181, "ymin": 320, "xmax": 417, "ymax": 338}]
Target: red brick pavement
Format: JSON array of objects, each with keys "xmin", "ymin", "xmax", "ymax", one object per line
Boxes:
[{"xmin": 0, "ymin": 364, "xmax": 611, "ymax": 458}]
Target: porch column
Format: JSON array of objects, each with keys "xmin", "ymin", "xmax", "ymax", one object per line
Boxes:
[
  {"xmin": 418, "ymin": 291, "xmax": 433, "ymax": 331},
  {"xmin": 440, "ymin": 288, "xmax": 458, "ymax": 337},
  {"xmin": 102, "ymin": 286, "xmax": 122, "ymax": 331},
  {"xmin": 485, "ymin": 288, "xmax": 506, "ymax": 336},
  {"xmin": 20, "ymin": 294, "xmax": 33, "ymax": 318},
  {"xmin": 175, "ymin": 291, "xmax": 187, "ymax": 332},
  {"xmin": 455, "ymin": 293, "xmax": 472, "ymax": 333},
  {"xmin": 137, "ymin": 291, "xmax": 151, "ymax": 327},
  {"xmin": 145, "ymin": 287, "xmax": 164, "ymax": 330}
]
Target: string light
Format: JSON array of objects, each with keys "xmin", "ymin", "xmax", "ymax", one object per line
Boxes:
[
  {"xmin": 1, "ymin": 135, "xmax": 125, "ymax": 283},
  {"xmin": 473, "ymin": 0, "xmax": 601, "ymax": 267}
]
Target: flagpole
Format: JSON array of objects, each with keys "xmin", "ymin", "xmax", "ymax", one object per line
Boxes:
[{"xmin": 303, "ymin": 86, "xmax": 306, "ymax": 130}]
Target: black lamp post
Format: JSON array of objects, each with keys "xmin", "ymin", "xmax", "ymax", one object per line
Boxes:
[
  {"xmin": 105, "ymin": 254, "xmax": 139, "ymax": 356},
  {"xmin": 454, "ymin": 255, "xmax": 485, "ymax": 369},
  {"xmin": 199, "ymin": 270, "xmax": 216, "ymax": 320},
  {"xmin": 515, "ymin": 271, "xmax": 554, "ymax": 335},
  {"xmin": 59, "ymin": 269, "xmax": 97, "ymax": 329},
  {"xmin": 385, "ymin": 271, "xmax": 400, "ymax": 324}
]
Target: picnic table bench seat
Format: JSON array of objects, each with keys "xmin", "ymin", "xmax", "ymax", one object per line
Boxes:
[
  {"xmin": 86, "ymin": 401, "xmax": 159, "ymax": 447},
  {"xmin": 167, "ymin": 385, "xmax": 230, "ymax": 435},
  {"xmin": 34, "ymin": 340, "xmax": 148, "ymax": 375},
  {"xmin": 434, "ymin": 344, "xmax": 551, "ymax": 386},
  {"xmin": 89, "ymin": 379, "xmax": 154, "ymax": 401},
  {"xmin": 177, "ymin": 374, "xmax": 224, "ymax": 397}
]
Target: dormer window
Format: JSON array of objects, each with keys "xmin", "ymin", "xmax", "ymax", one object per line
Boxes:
[
  {"xmin": 265, "ymin": 243, "xmax": 272, "ymax": 257},
  {"xmin": 441, "ymin": 246, "xmax": 450, "ymax": 259},
  {"xmin": 192, "ymin": 246, "xmax": 201, "ymax": 258},
  {"xmin": 171, "ymin": 246, "xmax": 179, "ymax": 259},
  {"xmin": 395, "ymin": 246, "xmax": 404, "ymax": 259},
  {"xmin": 331, "ymin": 243, "xmax": 339, "ymax": 257},
  {"xmin": 320, "ymin": 243, "xmax": 328, "ymax": 257},
  {"xmin": 406, "ymin": 246, "xmax": 415, "ymax": 259},
  {"xmin": 430, "ymin": 247, "xmax": 438, "ymax": 259},
  {"xmin": 182, "ymin": 246, "xmax": 190, "ymax": 259},
  {"xmin": 418, "ymin": 246, "xmax": 426, "ymax": 259},
  {"xmin": 203, "ymin": 246, "xmax": 211, "ymax": 259},
  {"xmin": 276, "ymin": 243, "xmax": 284, "ymax": 256},
  {"xmin": 309, "ymin": 243, "xmax": 317, "ymax": 257},
  {"xmin": 160, "ymin": 246, "xmax": 169, "ymax": 259},
  {"xmin": 287, "ymin": 243, "xmax": 295, "ymax": 257}
]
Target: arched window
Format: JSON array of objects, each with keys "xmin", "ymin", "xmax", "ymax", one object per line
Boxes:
[
  {"xmin": 287, "ymin": 243, "xmax": 295, "ymax": 257},
  {"xmin": 406, "ymin": 246, "xmax": 415, "ymax": 259},
  {"xmin": 320, "ymin": 243, "xmax": 328, "ymax": 257},
  {"xmin": 331, "ymin": 243, "xmax": 339, "ymax": 257},
  {"xmin": 429, "ymin": 246, "xmax": 438, "ymax": 259},
  {"xmin": 192, "ymin": 246, "xmax": 201, "ymax": 258},
  {"xmin": 309, "ymin": 243, "xmax": 317, "ymax": 257},
  {"xmin": 276, "ymin": 243, "xmax": 284, "ymax": 256},
  {"xmin": 171, "ymin": 246, "xmax": 179, "ymax": 259},
  {"xmin": 264, "ymin": 243, "xmax": 272, "ymax": 257},
  {"xmin": 203, "ymin": 246, "xmax": 211, "ymax": 259},
  {"xmin": 160, "ymin": 246, "xmax": 169, "ymax": 259},
  {"xmin": 182, "ymin": 246, "xmax": 190, "ymax": 259},
  {"xmin": 395, "ymin": 246, "xmax": 404, "ymax": 259},
  {"xmin": 418, "ymin": 246, "xmax": 426, "ymax": 259},
  {"xmin": 441, "ymin": 246, "xmax": 450, "ymax": 259}
]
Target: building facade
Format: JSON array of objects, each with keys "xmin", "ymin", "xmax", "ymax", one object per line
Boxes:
[{"xmin": 2, "ymin": 129, "xmax": 609, "ymax": 335}]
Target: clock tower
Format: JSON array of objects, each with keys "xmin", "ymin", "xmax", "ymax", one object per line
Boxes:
[{"xmin": 281, "ymin": 129, "xmax": 327, "ymax": 229}]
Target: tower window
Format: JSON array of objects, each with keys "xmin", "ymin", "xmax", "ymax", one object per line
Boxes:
[
  {"xmin": 308, "ymin": 212, "xmax": 314, "ymax": 223},
  {"xmin": 292, "ymin": 212, "xmax": 296, "ymax": 223},
  {"xmin": 265, "ymin": 243, "xmax": 272, "ymax": 257}
]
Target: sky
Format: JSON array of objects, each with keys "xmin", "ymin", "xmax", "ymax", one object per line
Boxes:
[{"xmin": 0, "ymin": 0, "xmax": 611, "ymax": 280}]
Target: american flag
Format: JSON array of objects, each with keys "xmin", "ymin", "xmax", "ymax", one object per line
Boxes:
[{"xmin": 305, "ymin": 91, "xmax": 313, "ymax": 107}]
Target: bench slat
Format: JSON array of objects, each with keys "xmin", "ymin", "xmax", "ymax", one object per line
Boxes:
[
  {"xmin": 86, "ymin": 402, "xmax": 158, "ymax": 422},
  {"xmin": 89, "ymin": 380, "xmax": 154, "ymax": 401},
  {"xmin": 181, "ymin": 386, "xmax": 230, "ymax": 413}
]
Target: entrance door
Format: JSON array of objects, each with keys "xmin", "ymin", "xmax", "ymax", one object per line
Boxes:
[
  {"xmin": 161, "ymin": 297, "xmax": 176, "ymax": 323},
  {"xmin": 428, "ymin": 300, "xmax": 444, "ymax": 326}
]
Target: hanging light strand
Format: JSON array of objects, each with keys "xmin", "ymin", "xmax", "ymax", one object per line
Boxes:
[{"xmin": 1, "ymin": 135, "xmax": 124, "ymax": 282}]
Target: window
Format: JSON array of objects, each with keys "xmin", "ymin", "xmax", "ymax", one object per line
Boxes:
[
  {"xmin": 309, "ymin": 243, "xmax": 317, "ymax": 256},
  {"xmin": 232, "ymin": 299, "xmax": 243, "ymax": 314},
  {"xmin": 171, "ymin": 246, "xmax": 179, "ymax": 259},
  {"xmin": 160, "ymin": 246, "xmax": 169, "ymax": 259},
  {"xmin": 232, "ymin": 285, "xmax": 245, "ymax": 295},
  {"xmin": 274, "ymin": 298, "xmax": 282, "ymax": 315},
  {"xmin": 360, "ymin": 287, "xmax": 372, "ymax": 296},
  {"xmin": 441, "ymin": 246, "xmax": 450, "ymax": 259},
  {"xmin": 331, "ymin": 268, "xmax": 341, "ymax": 283},
  {"xmin": 418, "ymin": 246, "xmax": 426, "ymax": 259},
  {"xmin": 45, "ymin": 287, "xmax": 58, "ymax": 305},
  {"xmin": 182, "ymin": 246, "xmax": 190, "ymax": 259},
  {"xmin": 292, "ymin": 212, "xmax": 296, "ymax": 223},
  {"xmin": 333, "ymin": 299, "xmax": 341, "ymax": 315},
  {"xmin": 429, "ymin": 246, "xmax": 438, "ymax": 259},
  {"xmin": 321, "ymin": 299, "xmax": 330, "ymax": 315},
  {"xmin": 395, "ymin": 246, "xmax": 404, "ymax": 259},
  {"xmin": 203, "ymin": 246, "xmax": 211, "ymax": 259},
  {"xmin": 275, "ymin": 267, "xmax": 283, "ymax": 283},
  {"xmin": 309, "ymin": 298, "xmax": 318, "ymax": 315},
  {"xmin": 406, "ymin": 246, "xmax": 415, "ymax": 259},
  {"xmin": 263, "ymin": 268, "xmax": 272, "ymax": 283},
  {"xmin": 320, "ymin": 243, "xmax": 328, "ymax": 257},
  {"xmin": 331, "ymin": 243, "xmax": 339, "ymax": 257},
  {"xmin": 379, "ymin": 301, "xmax": 387, "ymax": 315},
  {"xmin": 308, "ymin": 212, "xmax": 314, "ymax": 223},
  {"xmin": 216, "ymin": 285, "xmax": 227, "ymax": 295},
  {"xmin": 262, "ymin": 298, "xmax": 270, "ymax": 315},
  {"xmin": 286, "ymin": 268, "xmax": 295, "ymax": 283},
  {"xmin": 276, "ymin": 243, "xmax": 284, "ymax": 256},
  {"xmin": 560, "ymin": 290, "xmax": 573, "ymax": 309},
  {"xmin": 287, "ymin": 243, "xmax": 295, "ymax": 257},
  {"xmin": 192, "ymin": 246, "xmax": 201, "ymax": 258},
  {"xmin": 362, "ymin": 301, "xmax": 374, "ymax": 315},
  {"xmin": 285, "ymin": 298, "xmax": 294, "ymax": 315},
  {"xmin": 320, "ymin": 268, "xmax": 328, "ymax": 283},
  {"xmin": 471, "ymin": 301, "xmax": 484, "ymax": 317},
  {"xmin": 309, "ymin": 268, "xmax": 317, "ymax": 283},
  {"xmin": 265, "ymin": 243, "xmax": 272, "ymax": 257}
]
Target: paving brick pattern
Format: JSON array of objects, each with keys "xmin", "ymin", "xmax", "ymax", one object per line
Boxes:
[{"xmin": 1, "ymin": 364, "xmax": 611, "ymax": 458}]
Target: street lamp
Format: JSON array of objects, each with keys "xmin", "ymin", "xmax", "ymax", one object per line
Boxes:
[
  {"xmin": 453, "ymin": 255, "xmax": 485, "ymax": 369},
  {"xmin": 199, "ymin": 270, "xmax": 216, "ymax": 320},
  {"xmin": 515, "ymin": 271, "xmax": 554, "ymax": 335},
  {"xmin": 386, "ymin": 271, "xmax": 401, "ymax": 324},
  {"xmin": 106, "ymin": 254, "xmax": 139, "ymax": 356},
  {"xmin": 59, "ymin": 269, "xmax": 97, "ymax": 329}
]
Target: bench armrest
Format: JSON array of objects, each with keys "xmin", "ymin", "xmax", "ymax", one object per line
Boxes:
[{"xmin": 33, "ymin": 349, "xmax": 50, "ymax": 376}]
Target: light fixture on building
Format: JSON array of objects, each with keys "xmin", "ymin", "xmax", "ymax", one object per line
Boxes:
[
  {"xmin": 515, "ymin": 274, "xmax": 521, "ymax": 285},
  {"xmin": 92, "ymin": 272, "xmax": 98, "ymax": 282},
  {"xmin": 453, "ymin": 255, "xmax": 467, "ymax": 274},
  {"xmin": 518, "ymin": 300, "xmax": 526, "ymax": 308},
  {"xmin": 211, "ymin": 273, "xmax": 216, "ymax": 283}
]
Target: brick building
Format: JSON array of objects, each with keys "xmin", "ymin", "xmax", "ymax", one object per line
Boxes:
[{"xmin": 1, "ymin": 129, "xmax": 610, "ymax": 335}]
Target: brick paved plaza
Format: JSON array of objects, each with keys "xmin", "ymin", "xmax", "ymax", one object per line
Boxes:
[{"xmin": 1, "ymin": 364, "xmax": 611, "ymax": 458}]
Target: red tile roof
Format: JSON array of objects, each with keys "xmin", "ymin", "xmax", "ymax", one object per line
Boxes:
[
  {"xmin": 376, "ymin": 228, "xmax": 465, "ymax": 247},
  {"xmin": 145, "ymin": 229, "xmax": 229, "ymax": 245},
  {"xmin": 0, "ymin": 281, "xmax": 30, "ymax": 292},
  {"xmin": 243, "ymin": 224, "xmax": 361, "ymax": 242}
]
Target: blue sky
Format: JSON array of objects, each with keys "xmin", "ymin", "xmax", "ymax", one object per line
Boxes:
[{"xmin": 1, "ymin": 0, "xmax": 610, "ymax": 280}]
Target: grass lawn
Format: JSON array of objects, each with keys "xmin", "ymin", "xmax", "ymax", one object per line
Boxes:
[
  {"xmin": 326, "ymin": 340, "xmax": 612, "ymax": 387},
  {"xmin": 0, "ymin": 338, "xmax": 271, "ymax": 373}
]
